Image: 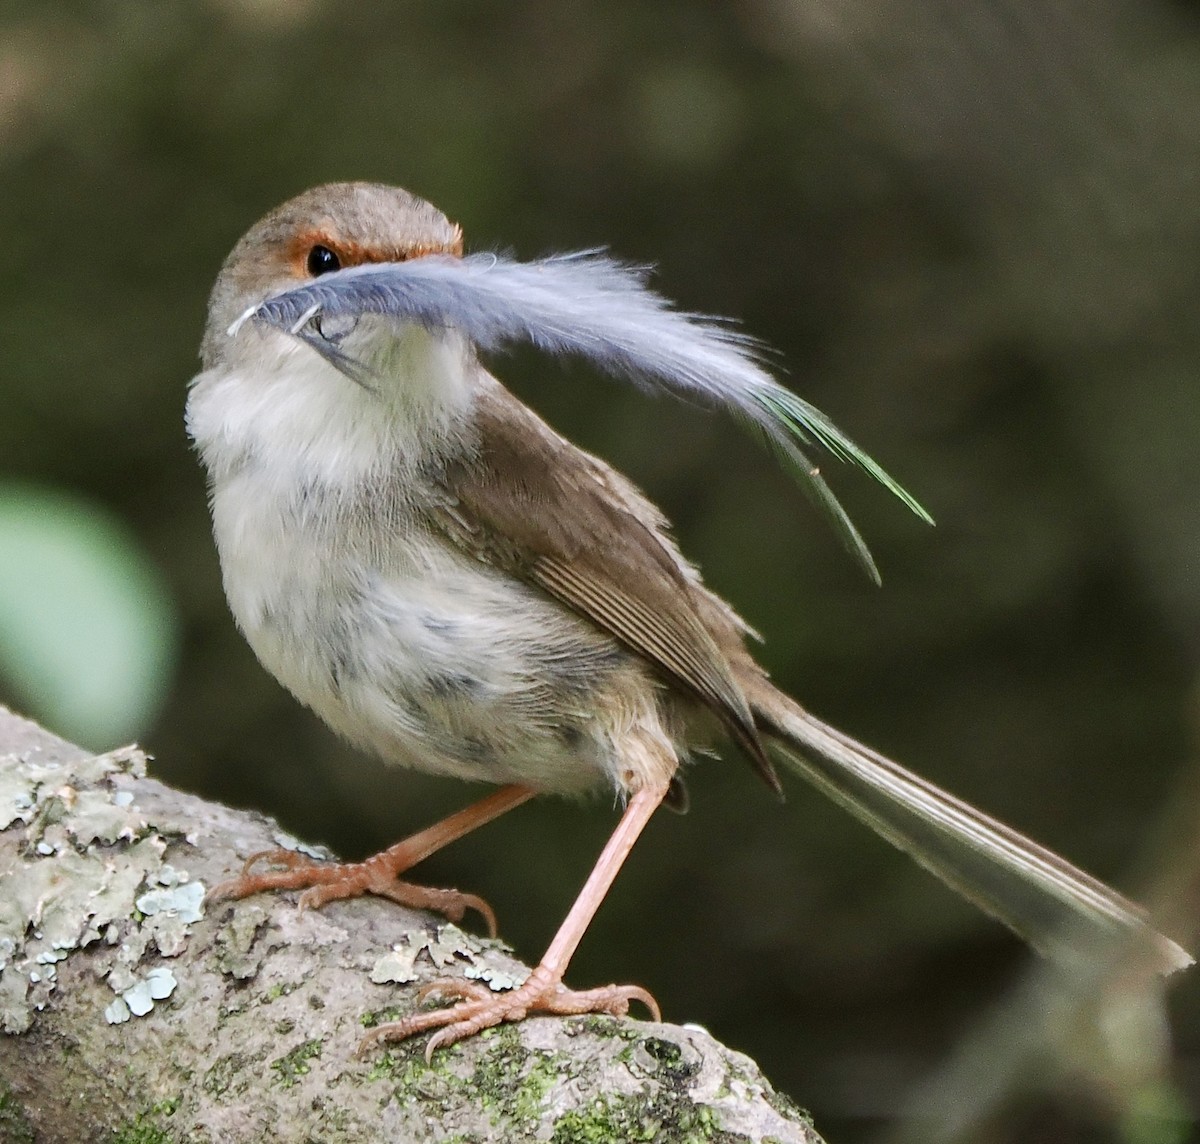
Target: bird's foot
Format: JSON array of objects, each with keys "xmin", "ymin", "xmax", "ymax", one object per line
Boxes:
[
  {"xmin": 359, "ymin": 967, "xmax": 660, "ymax": 1059},
  {"xmin": 208, "ymin": 847, "xmax": 497, "ymax": 935}
]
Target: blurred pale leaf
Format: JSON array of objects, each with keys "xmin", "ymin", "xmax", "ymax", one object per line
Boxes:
[{"xmin": 0, "ymin": 483, "xmax": 178, "ymax": 749}]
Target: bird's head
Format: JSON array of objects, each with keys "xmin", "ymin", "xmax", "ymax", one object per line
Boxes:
[{"xmin": 202, "ymin": 182, "xmax": 463, "ymax": 370}]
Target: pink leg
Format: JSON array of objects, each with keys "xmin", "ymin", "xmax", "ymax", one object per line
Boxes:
[
  {"xmin": 361, "ymin": 779, "xmax": 672, "ymax": 1058},
  {"xmin": 208, "ymin": 784, "xmax": 536, "ymax": 936}
]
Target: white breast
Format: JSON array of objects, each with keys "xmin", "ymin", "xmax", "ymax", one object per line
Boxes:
[
  {"xmin": 187, "ymin": 319, "xmax": 474, "ymax": 487},
  {"xmin": 186, "ymin": 322, "xmax": 650, "ymax": 795}
]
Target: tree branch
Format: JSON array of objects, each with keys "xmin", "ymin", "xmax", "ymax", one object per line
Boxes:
[{"xmin": 0, "ymin": 706, "xmax": 821, "ymax": 1143}]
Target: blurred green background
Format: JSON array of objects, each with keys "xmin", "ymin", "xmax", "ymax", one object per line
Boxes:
[{"xmin": 3, "ymin": 2, "xmax": 1199, "ymax": 1139}]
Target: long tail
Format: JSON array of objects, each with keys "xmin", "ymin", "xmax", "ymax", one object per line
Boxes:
[{"xmin": 750, "ymin": 686, "xmax": 1192, "ymax": 975}]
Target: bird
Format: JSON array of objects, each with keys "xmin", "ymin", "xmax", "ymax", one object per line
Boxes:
[{"xmin": 187, "ymin": 182, "xmax": 1190, "ymax": 1057}]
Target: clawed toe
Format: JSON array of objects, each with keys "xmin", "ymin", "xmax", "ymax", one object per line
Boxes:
[
  {"xmin": 374, "ymin": 884, "xmax": 497, "ymax": 937},
  {"xmin": 208, "ymin": 852, "xmax": 497, "ymax": 934},
  {"xmin": 207, "ymin": 787, "xmax": 535, "ymax": 925},
  {"xmin": 358, "ymin": 973, "xmax": 660, "ymax": 1060},
  {"xmin": 207, "ymin": 851, "xmax": 336, "ymax": 904}
]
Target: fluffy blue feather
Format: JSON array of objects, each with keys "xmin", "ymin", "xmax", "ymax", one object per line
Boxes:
[{"xmin": 237, "ymin": 251, "xmax": 932, "ymax": 582}]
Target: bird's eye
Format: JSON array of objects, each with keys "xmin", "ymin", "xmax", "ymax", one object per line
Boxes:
[{"xmin": 306, "ymin": 244, "xmax": 340, "ymax": 276}]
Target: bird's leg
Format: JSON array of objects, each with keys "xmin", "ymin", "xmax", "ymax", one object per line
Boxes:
[
  {"xmin": 360, "ymin": 777, "xmax": 671, "ymax": 1058},
  {"xmin": 208, "ymin": 783, "xmax": 536, "ymax": 936}
]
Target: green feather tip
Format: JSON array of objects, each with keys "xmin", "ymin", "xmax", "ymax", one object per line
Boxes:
[{"xmin": 744, "ymin": 385, "xmax": 934, "ymax": 584}]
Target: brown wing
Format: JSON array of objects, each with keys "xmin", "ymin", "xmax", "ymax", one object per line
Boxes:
[{"xmin": 428, "ymin": 372, "xmax": 779, "ymax": 790}]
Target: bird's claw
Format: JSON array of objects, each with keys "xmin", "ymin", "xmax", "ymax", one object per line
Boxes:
[
  {"xmin": 358, "ymin": 972, "xmax": 660, "ymax": 1061},
  {"xmin": 206, "ymin": 852, "xmax": 497, "ymax": 934}
]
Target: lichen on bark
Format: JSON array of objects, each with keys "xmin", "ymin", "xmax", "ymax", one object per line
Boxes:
[{"xmin": 0, "ymin": 706, "xmax": 822, "ymax": 1143}]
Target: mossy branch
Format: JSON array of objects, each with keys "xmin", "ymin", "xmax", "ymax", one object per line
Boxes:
[{"xmin": 0, "ymin": 706, "xmax": 820, "ymax": 1144}]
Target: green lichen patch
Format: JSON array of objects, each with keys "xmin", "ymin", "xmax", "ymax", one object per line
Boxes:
[
  {"xmin": 469, "ymin": 1024, "xmax": 574, "ymax": 1129},
  {"xmin": 110, "ymin": 1126, "xmax": 172, "ymax": 1144},
  {"xmin": 762, "ymin": 1087, "xmax": 814, "ymax": 1130},
  {"xmin": 109, "ymin": 1121, "xmax": 174, "ymax": 1144},
  {"xmin": 364, "ymin": 1023, "xmax": 574, "ymax": 1133},
  {"xmin": 357, "ymin": 1015, "xmax": 811, "ymax": 1141},
  {"xmin": 569, "ymin": 1013, "xmax": 642, "ymax": 1042},
  {"xmin": 270, "ymin": 1037, "xmax": 323, "ymax": 1088},
  {"xmin": 264, "ymin": 981, "xmax": 295, "ymax": 1002},
  {"xmin": 0, "ymin": 1085, "xmax": 35, "ymax": 1144},
  {"xmin": 640, "ymin": 1036, "xmax": 699, "ymax": 1083},
  {"xmin": 359, "ymin": 1004, "xmax": 408, "ymax": 1030},
  {"xmin": 108, "ymin": 1098, "xmax": 181, "ymax": 1144},
  {"xmin": 368, "ymin": 1047, "xmax": 460, "ymax": 1102},
  {"xmin": 549, "ymin": 1091, "xmax": 738, "ymax": 1144}
]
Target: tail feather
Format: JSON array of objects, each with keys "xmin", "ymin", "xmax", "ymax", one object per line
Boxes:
[{"xmin": 752, "ymin": 689, "xmax": 1192, "ymax": 975}]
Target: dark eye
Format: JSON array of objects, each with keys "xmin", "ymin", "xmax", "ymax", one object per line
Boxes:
[{"xmin": 306, "ymin": 244, "xmax": 340, "ymax": 276}]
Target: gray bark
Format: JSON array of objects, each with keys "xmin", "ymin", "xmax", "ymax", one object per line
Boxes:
[{"xmin": 0, "ymin": 706, "xmax": 821, "ymax": 1143}]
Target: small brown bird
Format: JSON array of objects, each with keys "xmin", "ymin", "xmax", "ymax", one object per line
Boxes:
[{"xmin": 187, "ymin": 183, "xmax": 1189, "ymax": 1056}]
